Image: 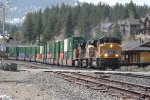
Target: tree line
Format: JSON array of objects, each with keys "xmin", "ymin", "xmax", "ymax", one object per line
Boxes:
[{"xmin": 10, "ymin": 1, "xmax": 150, "ymax": 45}]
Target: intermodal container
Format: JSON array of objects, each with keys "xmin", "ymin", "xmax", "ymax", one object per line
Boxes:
[
  {"xmin": 67, "ymin": 51, "xmax": 73, "ymax": 59},
  {"xmin": 48, "ymin": 44, "xmax": 52, "ymax": 58},
  {"xmin": 55, "ymin": 52, "xmax": 59, "ymax": 59},
  {"xmin": 40, "ymin": 46, "xmax": 44, "ymax": 54},
  {"xmin": 52, "ymin": 43, "xmax": 55, "ymax": 59},
  {"xmin": 55, "ymin": 41, "xmax": 60, "ymax": 52},
  {"xmin": 64, "ymin": 52, "xmax": 67, "ymax": 59},
  {"xmin": 59, "ymin": 40, "xmax": 64, "ymax": 53},
  {"xmin": 44, "ymin": 45, "xmax": 47, "ymax": 59},
  {"xmin": 18, "ymin": 46, "xmax": 25, "ymax": 58},
  {"xmin": 31, "ymin": 46, "xmax": 36, "ymax": 58},
  {"xmin": 67, "ymin": 36, "xmax": 84, "ymax": 52},
  {"xmin": 60, "ymin": 52, "xmax": 64, "ymax": 59},
  {"xmin": 55, "ymin": 41, "xmax": 60, "ymax": 59},
  {"xmin": 47, "ymin": 44, "xmax": 49, "ymax": 58},
  {"xmin": 64, "ymin": 39, "xmax": 68, "ymax": 52},
  {"xmin": 36, "ymin": 46, "xmax": 40, "ymax": 59},
  {"xmin": 10, "ymin": 47, "xmax": 17, "ymax": 57},
  {"xmin": 25, "ymin": 46, "xmax": 31, "ymax": 57},
  {"xmin": 49, "ymin": 44, "xmax": 52, "ymax": 53}
]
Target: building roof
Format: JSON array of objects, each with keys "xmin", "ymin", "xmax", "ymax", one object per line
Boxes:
[
  {"xmin": 145, "ymin": 15, "xmax": 150, "ymax": 21},
  {"xmin": 102, "ymin": 22, "xmax": 114, "ymax": 29},
  {"xmin": 133, "ymin": 47, "xmax": 150, "ymax": 51},
  {"xmin": 118, "ymin": 20, "xmax": 126, "ymax": 25},
  {"xmin": 118, "ymin": 18, "xmax": 140, "ymax": 26},
  {"xmin": 126, "ymin": 18, "xmax": 140, "ymax": 25},
  {"xmin": 139, "ymin": 18, "xmax": 146, "ymax": 23},
  {"xmin": 122, "ymin": 39, "xmax": 150, "ymax": 51}
]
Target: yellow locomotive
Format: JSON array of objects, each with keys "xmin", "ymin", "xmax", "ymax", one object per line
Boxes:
[
  {"xmin": 76, "ymin": 36, "xmax": 121, "ymax": 69},
  {"xmin": 97, "ymin": 39, "xmax": 121, "ymax": 69}
]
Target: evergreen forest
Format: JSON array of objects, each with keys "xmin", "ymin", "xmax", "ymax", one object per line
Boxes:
[{"xmin": 10, "ymin": 1, "xmax": 150, "ymax": 45}]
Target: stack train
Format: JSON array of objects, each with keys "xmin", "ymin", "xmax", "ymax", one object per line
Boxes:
[{"xmin": 7, "ymin": 36, "xmax": 121, "ymax": 70}]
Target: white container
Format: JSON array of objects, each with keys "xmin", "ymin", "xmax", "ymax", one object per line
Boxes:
[
  {"xmin": 40, "ymin": 46, "xmax": 43, "ymax": 54},
  {"xmin": 47, "ymin": 45, "xmax": 49, "ymax": 53},
  {"xmin": 64, "ymin": 39, "xmax": 68, "ymax": 52}
]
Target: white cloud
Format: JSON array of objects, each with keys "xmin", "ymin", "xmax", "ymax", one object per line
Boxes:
[{"xmin": 78, "ymin": 0, "xmax": 150, "ymax": 6}]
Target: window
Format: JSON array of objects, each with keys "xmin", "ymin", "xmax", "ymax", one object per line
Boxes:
[{"xmin": 103, "ymin": 50, "xmax": 120, "ymax": 54}]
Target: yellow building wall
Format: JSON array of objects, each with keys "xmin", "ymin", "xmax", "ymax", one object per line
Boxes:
[{"xmin": 140, "ymin": 52, "xmax": 150, "ymax": 63}]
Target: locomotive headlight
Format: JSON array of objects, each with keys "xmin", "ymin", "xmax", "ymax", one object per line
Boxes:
[
  {"xmin": 104, "ymin": 54, "xmax": 108, "ymax": 57},
  {"xmin": 110, "ymin": 44, "xmax": 113, "ymax": 48},
  {"xmin": 115, "ymin": 54, "xmax": 119, "ymax": 57}
]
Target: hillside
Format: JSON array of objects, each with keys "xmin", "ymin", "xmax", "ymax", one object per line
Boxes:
[{"xmin": 10, "ymin": 1, "xmax": 150, "ymax": 44}]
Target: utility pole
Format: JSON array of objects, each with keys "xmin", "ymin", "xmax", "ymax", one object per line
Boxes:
[
  {"xmin": 0, "ymin": 0, "xmax": 12, "ymax": 69},
  {"xmin": 0, "ymin": 0, "xmax": 11, "ymax": 36}
]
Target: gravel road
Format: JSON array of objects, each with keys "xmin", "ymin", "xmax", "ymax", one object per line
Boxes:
[{"xmin": 0, "ymin": 69, "xmax": 119, "ymax": 100}]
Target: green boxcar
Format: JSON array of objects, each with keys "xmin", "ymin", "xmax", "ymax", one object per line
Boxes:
[
  {"xmin": 59, "ymin": 40, "xmax": 64, "ymax": 53},
  {"xmin": 67, "ymin": 37, "xmax": 84, "ymax": 52}
]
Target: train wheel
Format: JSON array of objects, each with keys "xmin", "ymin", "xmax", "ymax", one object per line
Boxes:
[
  {"xmin": 100, "ymin": 64, "xmax": 106, "ymax": 70},
  {"xmin": 85, "ymin": 59, "xmax": 88, "ymax": 68},
  {"xmin": 78, "ymin": 60, "xmax": 82, "ymax": 68},
  {"xmin": 72, "ymin": 60, "xmax": 75, "ymax": 67},
  {"xmin": 87, "ymin": 60, "xmax": 92, "ymax": 68}
]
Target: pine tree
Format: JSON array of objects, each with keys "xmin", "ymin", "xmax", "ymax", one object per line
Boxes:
[
  {"xmin": 10, "ymin": 25, "xmax": 19, "ymax": 41},
  {"xmin": 35, "ymin": 9, "xmax": 43, "ymax": 45},
  {"xmin": 22, "ymin": 13, "xmax": 35, "ymax": 44}
]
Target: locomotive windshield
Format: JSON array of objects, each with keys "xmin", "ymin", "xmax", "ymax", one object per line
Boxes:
[
  {"xmin": 103, "ymin": 50, "xmax": 120, "ymax": 54},
  {"xmin": 98, "ymin": 36, "xmax": 121, "ymax": 44}
]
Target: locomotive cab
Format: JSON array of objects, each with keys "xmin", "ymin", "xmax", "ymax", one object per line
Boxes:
[{"xmin": 97, "ymin": 36, "xmax": 122, "ymax": 69}]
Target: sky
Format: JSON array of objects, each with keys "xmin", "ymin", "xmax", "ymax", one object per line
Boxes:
[{"xmin": 78, "ymin": 0, "xmax": 150, "ymax": 6}]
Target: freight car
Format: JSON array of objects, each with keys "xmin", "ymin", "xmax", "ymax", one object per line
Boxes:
[{"xmin": 7, "ymin": 36, "xmax": 122, "ymax": 70}]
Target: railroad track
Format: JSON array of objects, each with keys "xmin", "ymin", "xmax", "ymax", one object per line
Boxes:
[
  {"xmin": 53, "ymin": 72, "xmax": 150, "ymax": 99},
  {"xmin": 5, "ymin": 59, "xmax": 150, "ymax": 99},
  {"xmin": 95, "ymin": 72, "xmax": 150, "ymax": 80}
]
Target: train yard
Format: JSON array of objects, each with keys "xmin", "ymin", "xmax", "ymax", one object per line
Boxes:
[{"xmin": 0, "ymin": 60, "xmax": 149, "ymax": 100}]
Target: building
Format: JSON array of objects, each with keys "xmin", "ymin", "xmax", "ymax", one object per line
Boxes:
[
  {"xmin": 122, "ymin": 39, "xmax": 150, "ymax": 66},
  {"xmin": 101, "ymin": 22, "xmax": 116, "ymax": 35},
  {"xmin": 139, "ymin": 15, "xmax": 150, "ymax": 35},
  {"xmin": 118, "ymin": 18, "xmax": 141, "ymax": 37}
]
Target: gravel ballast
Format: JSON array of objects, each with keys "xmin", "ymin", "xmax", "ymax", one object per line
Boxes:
[
  {"xmin": 109, "ymin": 74, "xmax": 150, "ymax": 86},
  {"xmin": 0, "ymin": 70, "xmax": 119, "ymax": 100}
]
